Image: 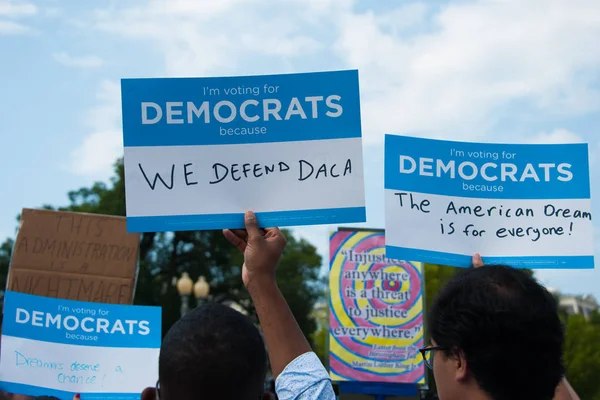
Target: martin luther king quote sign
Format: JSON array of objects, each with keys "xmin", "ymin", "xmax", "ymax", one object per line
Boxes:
[
  {"xmin": 384, "ymin": 135, "xmax": 594, "ymax": 269},
  {"xmin": 121, "ymin": 70, "xmax": 366, "ymax": 232}
]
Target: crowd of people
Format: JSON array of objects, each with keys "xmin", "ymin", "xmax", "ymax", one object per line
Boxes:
[{"xmin": 0, "ymin": 211, "xmax": 582, "ymax": 400}]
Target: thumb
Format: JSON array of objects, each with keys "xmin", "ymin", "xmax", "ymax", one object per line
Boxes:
[
  {"xmin": 244, "ymin": 211, "xmax": 261, "ymax": 239},
  {"xmin": 472, "ymin": 253, "xmax": 484, "ymax": 268}
]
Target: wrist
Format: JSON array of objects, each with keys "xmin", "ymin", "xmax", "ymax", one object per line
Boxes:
[{"xmin": 245, "ymin": 273, "xmax": 277, "ymax": 293}]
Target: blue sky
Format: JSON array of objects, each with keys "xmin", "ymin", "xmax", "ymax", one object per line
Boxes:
[{"xmin": 1, "ymin": 0, "xmax": 599, "ymax": 298}]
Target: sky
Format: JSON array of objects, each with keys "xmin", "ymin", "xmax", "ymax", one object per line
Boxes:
[{"xmin": 0, "ymin": 0, "xmax": 599, "ymax": 299}]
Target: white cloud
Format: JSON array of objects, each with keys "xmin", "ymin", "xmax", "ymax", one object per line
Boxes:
[
  {"xmin": 0, "ymin": 19, "xmax": 30, "ymax": 34},
  {"xmin": 91, "ymin": 0, "xmax": 351, "ymax": 77},
  {"xmin": 527, "ymin": 128, "xmax": 600, "ymax": 165},
  {"xmin": 53, "ymin": 52, "xmax": 105, "ymax": 68},
  {"xmin": 0, "ymin": 1, "xmax": 37, "ymax": 17},
  {"xmin": 334, "ymin": 0, "xmax": 600, "ymax": 143},
  {"xmin": 70, "ymin": 80, "xmax": 123, "ymax": 178},
  {"xmin": 528, "ymin": 129, "xmax": 585, "ymax": 144},
  {"xmin": 0, "ymin": 1, "xmax": 37, "ymax": 35},
  {"xmin": 70, "ymin": 130, "xmax": 122, "ymax": 177},
  {"xmin": 89, "ymin": 0, "xmax": 600, "ymax": 145}
]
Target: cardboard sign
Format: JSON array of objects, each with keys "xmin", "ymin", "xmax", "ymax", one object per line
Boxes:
[
  {"xmin": 0, "ymin": 291, "xmax": 160, "ymax": 399},
  {"xmin": 384, "ymin": 135, "xmax": 594, "ymax": 269},
  {"xmin": 7, "ymin": 209, "xmax": 141, "ymax": 304},
  {"xmin": 121, "ymin": 70, "xmax": 366, "ymax": 232},
  {"xmin": 329, "ymin": 230, "xmax": 425, "ymax": 384}
]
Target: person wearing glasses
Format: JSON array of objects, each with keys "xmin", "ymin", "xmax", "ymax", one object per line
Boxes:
[{"xmin": 420, "ymin": 254, "xmax": 580, "ymax": 400}]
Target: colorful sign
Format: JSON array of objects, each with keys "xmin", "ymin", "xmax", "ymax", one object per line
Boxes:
[
  {"xmin": 385, "ymin": 135, "xmax": 594, "ymax": 269},
  {"xmin": 121, "ymin": 70, "xmax": 366, "ymax": 232},
  {"xmin": 329, "ymin": 230, "xmax": 425, "ymax": 384},
  {"xmin": 0, "ymin": 291, "xmax": 161, "ymax": 399}
]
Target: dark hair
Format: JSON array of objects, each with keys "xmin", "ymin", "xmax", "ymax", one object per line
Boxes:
[
  {"xmin": 159, "ymin": 302, "xmax": 267, "ymax": 400},
  {"xmin": 32, "ymin": 397, "xmax": 61, "ymax": 400},
  {"xmin": 429, "ymin": 265, "xmax": 564, "ymax": 400}
]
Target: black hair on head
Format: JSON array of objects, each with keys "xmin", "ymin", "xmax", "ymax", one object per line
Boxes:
[
  {"xmin": 159, "ymin": 302, "xmax": 267, "ymax": 400},
  {"xmin": 429, "ymin": 265, "xmax": 564, "ymax": 400}
]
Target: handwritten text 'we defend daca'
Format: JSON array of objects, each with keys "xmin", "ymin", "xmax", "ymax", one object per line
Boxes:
[
  {"xmin": 139, "ymin": 84, "xmax": 343, "ymax": 137},
  {"xmin": 139, "ymin": 158, "xmax": 353, "ymax": 190}
]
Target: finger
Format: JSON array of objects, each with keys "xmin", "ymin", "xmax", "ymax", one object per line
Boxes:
[
  {"xmin": 223, "ymin": 229, "xmax": 247, "ymax": 251},
  {"xmin": 266, "ymin": 227, "xmax": 287, "ymax": 244},
  {"xmin": 472, "ymin": 253, "xmax": 484, "ymax": 268},
  {"xmin": 244, "ymin": 211, "xmax": 262, "ymax": 239},
  {"xmin": 229, "ymin": 229, "xmax": 248, "ymax": 241}
]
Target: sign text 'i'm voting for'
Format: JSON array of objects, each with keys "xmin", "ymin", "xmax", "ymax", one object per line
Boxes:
[
  {"xmin": 121, "ymin": 70, "xmax": 366, "ymax": 232},
  {"xmin": 384, "ymin": 135, "xmax": 594, "ymax": 269}
]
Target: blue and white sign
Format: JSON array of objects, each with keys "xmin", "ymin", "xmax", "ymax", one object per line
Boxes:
[
  {"xmin": 121, "ymin": 70, "xmax": 366, "ymax": 232},
  {"xmin": 0, "ymin": 291, "xmax": 161, "ymax": 399},
  {"xmin": 384, "ymin": 135, "xmax": 594, "ymax": 269}
]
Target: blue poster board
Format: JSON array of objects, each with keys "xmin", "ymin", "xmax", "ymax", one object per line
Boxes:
[
  {"xmin": 121, "ymin": 70, "xmax": 366, "ymax": 232},
  {"xmin": 0, "ymin": 291, "xmax": 161, "ymax": 399},
  {"xmin": 384, "ymin": 135, "xmax": 594, "ymax": 269}
]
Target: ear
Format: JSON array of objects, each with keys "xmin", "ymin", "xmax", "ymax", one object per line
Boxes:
[
  {"xmin": 261, "ymin": 392, "xmax": 277, "ymax": 400},
  {"xmin": 455, "ymin": 351, "xmax": 469, "ymax": 382},
  {"xmin": 141, "ymin": 387, "xmax": 157, "ymax": 400}
]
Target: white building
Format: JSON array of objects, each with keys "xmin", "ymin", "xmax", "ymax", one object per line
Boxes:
[
  {"xmin": 559, "ymin": 295, "xmax": 598, "ymax": 318},
  {"xmin": 547, "ymin": 287, "xmax": 598, "ymax": 319}
]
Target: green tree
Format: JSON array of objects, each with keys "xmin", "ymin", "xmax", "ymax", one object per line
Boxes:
[
  {"xmin": 0, "ymin": 159, "xmax": 322, "ymax": 343},
  {"xmin": 0, "ymin": 238, "xmax": 13, "ymax": 296},
  {"xmin": 563, "ymin": 314, "xmax": 600, "ymax": 399},
  {"xmin": 311, "ymin": 283, "xmax": 329, "ymax": 367}
]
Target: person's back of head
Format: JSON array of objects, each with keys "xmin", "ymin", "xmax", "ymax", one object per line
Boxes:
[
  {"xmin": 143, "ymin": 302, "xmax": 268, "ymax": 400},
  {"xmin": 428, "ymin": 265, "xmax": 564, "ymax": 400}
]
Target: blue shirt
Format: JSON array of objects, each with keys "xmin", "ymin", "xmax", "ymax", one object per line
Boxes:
[{"xmin": 275, "ymin": 352, "xmax": 336, "ymax": 400}]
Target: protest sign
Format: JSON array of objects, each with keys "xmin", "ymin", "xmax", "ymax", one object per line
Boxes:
[
  {"xmin": 121, "ymin": 70, "xmax": 366, "ymax": 232},
  {"xmin": 0, "ymin": 291, "xmax": 160, "ymax": 399},
  {"xmin": 384, "ymin": 135, "xmax": 594, "ymax": 269},
  {"xmin": 7, "ymin": 209, "xmax": 140, "ymax": 304},
  {"xmin": 329, "ymin": 230, "xmax": 425, "ymax": 384}
]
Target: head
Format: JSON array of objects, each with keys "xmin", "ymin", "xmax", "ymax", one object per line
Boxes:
[
  {"xmin": 142, "ymin": 302, "xmax": 274, "ymax": 400},
  {"xmin": 427, "ymin": 265, "xmax": 564, "ymax": 400}
]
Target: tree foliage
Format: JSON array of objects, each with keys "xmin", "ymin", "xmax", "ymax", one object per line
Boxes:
[
  {"xmin": 563, "ymin": 312, "xmax": 600, "ymax": 400},
  {"xmin": 0, "ymin": 159, "xmax": 323, "ymax": 343}
]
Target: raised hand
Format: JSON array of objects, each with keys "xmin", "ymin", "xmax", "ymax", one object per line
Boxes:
[{"xmin": 223, "ymin": 211, "xmax": 287, "ymax": 288}]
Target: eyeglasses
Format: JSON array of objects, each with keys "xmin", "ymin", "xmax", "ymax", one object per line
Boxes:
[{"xmin": 419, "ymin": 345, "xmax": 446, "ymax": 370}]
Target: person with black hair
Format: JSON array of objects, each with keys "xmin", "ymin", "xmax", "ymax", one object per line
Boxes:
[
  {"xmin": 141, "ymin": 302, "xmax": 274, "ymax": 400},
  {"xmin": 421, "ymin": 254, "xmax": 579, "ymax": 400},
  {"xmin": 141, "ymin": 211, "xmax": 334, "ymax": 400}
]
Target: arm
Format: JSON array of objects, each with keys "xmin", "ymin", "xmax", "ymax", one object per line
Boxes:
[
  {"xmin": 247, "ymin": 276, "xmax": 311, "ymax": 377},
  {"xmin": 224, "ymin": 212, "xmax": 334, "ymax": 399}
]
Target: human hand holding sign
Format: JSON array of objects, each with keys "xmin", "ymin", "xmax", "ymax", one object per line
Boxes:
[
  {"xmin": 223, "ymin": 211, "xmax": 287, "ymax": 289},
  {"xmin": 472, "ymin": 253, "xmax": 484, "ymax": 268},
  {"xmin": 223, "ymin": 211, "xmax": 314, "ymax": 379}
]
